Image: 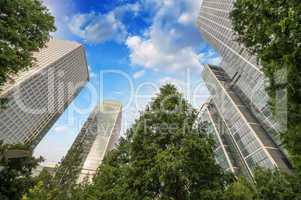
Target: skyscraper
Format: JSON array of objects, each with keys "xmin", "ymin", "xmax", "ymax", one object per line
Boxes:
[
  {"xmin": 200, "ymin": 65, "xmax": 290, "ymax": 178},
  {"xmin": 197, "ymin": 0, "xmax": 283, "ymax": 145},
  {"xmin": 63, "ymin": 101, "xmax": 122, "ymax": 183},
  {"xmin": 0, "ymin": 39, "xmax": 89, "ymax": 147},
  {"xmin": 200, "ymin": 100, "xmax": 252, "ymax": 179},
  {"xmin": 198, "ymin": 0, "xmax": 291, "ymax": 178}
]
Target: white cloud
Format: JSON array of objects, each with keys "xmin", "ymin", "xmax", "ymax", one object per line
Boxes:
[
  {"xmin": 67, "ymin": 3, "xmax": 140, "ymax": 44},
  {"xmin": 126, "ymin": 0, "xmax": 217, "ymax": 72},
  {"xmin": 53, "ymin": 125, "xmax": 68, "ymax": 133},
  {"xmin": 68, "ymin": 12, "xmax": 127, "ymax": 44},
  {"xmin": 126, "ymin": 36, "xmax": 202, "ymax": 71},
  {"xmin": 133, "ymin": 70, "xmax": 145, "ymax": 79},
  {"xmin": 198, "ymin": 50, "xmax": 222, "ymax": 66},
  {"xmin": 113, "ymin": 3, "xmax": 141, "ymax": 17},
  {"xmin": 178, "ymin": 13, "xmax": 193, "ymax": 25},
  {"xmin": 42, "ymin": 0, "xmax": 76, "ymax": 38}
]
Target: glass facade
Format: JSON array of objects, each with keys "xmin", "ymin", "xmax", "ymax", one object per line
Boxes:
[
  {"xmin": 0, "ymin": 39, "xmax": 89, "ymax": 147},
  {"xmin": 200, "ymin": 101, "xmax": 252, "ymax": 179},
  {"xmin": 197, "ymin": 0, "xmax": 284, "ymax": 146},
  {"xmin": 64, "ymin": 101, "xmax": 122, "ymax": 183},
  {"xmin": 200, "ymin": 105, "xmax": 235, "ymax": 173},
  {"xmin": 201, "ymin": 65, "xmax": 291, "ymax": 178}
]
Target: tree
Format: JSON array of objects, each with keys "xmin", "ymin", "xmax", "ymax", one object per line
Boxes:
[
  {"xmin": 223, "ymin": 177, "xmax": 255, "ymax": 200},
  {"xmin": 0, "ymin": 141, "xmax": 42, "ymax": 200},
  {"xmin": 22, "ymin": 170, "xmax": 55, "ymax": 200},
  {"xmin": 23, "ymin": 169, "xmax": 87, "ymax": 200},
  {"xmin": 24, "ymin": 142, "xmax": 85, "ymax": 200},
  {"xmin": 254, "ymin": 169, "xmax": 301, "ymax": 200},
  {"xmin": 52, "ymin": 143, "xmax": 83, "ymax": 194},
  {"xmin": 223, "ymin": 169, "xmax": 301, "ymax": 200},
  {"xmin": 81, "ymin": 84, "xmax": 231, "ymax": 199},
  {"xmin": 230, "ymin": 0, "xmax": 301, "ymax": 171},
  {"xmin": 0, "ymin": 0, "xmax": 55, "ymax": 92}
]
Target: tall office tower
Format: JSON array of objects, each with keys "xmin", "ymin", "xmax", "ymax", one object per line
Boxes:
[
  {"xmin": 197, "ymin": 0, "xmax": 284, "ymax": 146},
  {"xmin": 62, "ymin": 101, "xmax": 122, "ymax": 183},
  {"xmin": 200, "ymin": 100, "xmax": 251, "ymax": 179},
  {"xmin": 0, "ymin": 39, "xmax": 89, "ymax": 147},
  {"xmin": 200, "ymin": 65, "xmax": 291, "ymax": 179}
]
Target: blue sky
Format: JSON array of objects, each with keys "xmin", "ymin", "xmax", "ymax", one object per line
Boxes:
[{"xmin": 34, "ymin": 0, "xmax": 220, "ymax": 166}]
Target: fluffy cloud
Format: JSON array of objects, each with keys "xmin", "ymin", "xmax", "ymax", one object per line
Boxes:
[
  {"xmin": 68, "ymin": 12, "xmax": 126, "ymax": 44},
  {"xmin": 126, "ymin": 0, "xmax": 220, "ymax": 72},
  {"xmin": 126, "ymin": 36, "xmax": 202, "ymax": 71},
  {"xmin": 67, "ymin": 3, "xmax": 140, "ymax": 44},
  {"xmin": 42, "ymin": 0, "xmax": 75, "ymax": 38},
  {"xmin": 133, "ymin": 70, "xmax": 146, "ymax": 79}
]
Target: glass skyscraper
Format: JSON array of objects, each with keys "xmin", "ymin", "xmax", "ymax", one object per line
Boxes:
[
  {"xmin": 0, "ymin": 39, "xmax": 89, "ymax": 147},
  {"xmin": 197, "ymin": 0, "xmax": 284, "ymax": 145},
  {"xmin": 198, "ymin": 0, "xmax": 291, "ymax": 178},
  {"xmin": 63, "ymin": 101, "xmax": 122, "ymax": 183},
  {"xmin": 200, "ymin": 65, "xmax": 290, "ymax": 178}
]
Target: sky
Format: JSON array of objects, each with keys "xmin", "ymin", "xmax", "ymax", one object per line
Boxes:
[{"xmin": 33, "ymin": 0, "xmax": 221, "ymax": 166}]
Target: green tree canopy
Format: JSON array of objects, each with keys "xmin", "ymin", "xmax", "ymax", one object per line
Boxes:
[
  {"xmin": 230, "ymin": 0, "xmax": 301, "ymax": 171},
  {"xmin": 253, "ymin": 169, "xmax": 301, "ymax": 200},
  {"xmin": 0, "ymin": 141, "xmax": 42, "ymax": 200},
  {"xmin": 223, "ymin": 169, "xmax": 301, "ymax": 200},
  {"xmin": 80, "ymin": 84, "xmax": 231, "ymax": 200},
  {"xmin": 0, "ymin": 0, "xmax": 55, "ymax": 90},
  {"xmin": 223, "ymin": 177, "xmax": 255, "ymax": 200},
  {"xmin": 24, "ymin": 85, "xmax": 301, "ymax": 200},
  {"xmin": 23, "ymin": 140, "xmax": 85, "ymax": 200}
]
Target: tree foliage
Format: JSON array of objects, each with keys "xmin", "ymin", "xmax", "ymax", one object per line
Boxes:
[
  {"xmin": 20, "ymin": 85, "xmax": 301, "ymax": 200},
  {"xmin": 23, "ymin": 169, "xmax": 86, "ymax": 200},
  {"xmin": 0, "ymin": 0, "xmax": 55, "ymax": 91},
  {"xmin": 224, "ymin": 169, "xmax": 301, "ymax": 200},
  {"xmin": 23, "ymin": 141, "xmax": 85, "ymax": 200},
  {"xmin": 79, "ymin": 84, "xmax": 231, "ymax": 200},
  {"xmin": 230, "ymin": 0, "xmax": 301, "ymax": 170},
  {"xmin": 253, "ymin": 169, "xmax": 301, "ymax": 200},
  {"xmin": 223, "ymin": 177, "xmax": 255, "ymax": 200},
  {"xmin": 0, "ymin": 141, "xmax": 42, "ymax": 200},
  {"xmin": 52, "ymin": 142, "xmax": 83, "ymax": 192}
]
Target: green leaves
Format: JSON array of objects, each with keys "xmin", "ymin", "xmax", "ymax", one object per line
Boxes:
[
  {"xmin": 0, "ymin": 141, "xmax": 41, "ymax": 200},
  {"xmin": 223, "ymin": 178, "xmax": 255, "ymax": 200},
  {"xmin": 24, "ymin": 85, "xmax": 301, "ymax": 199},
  {"xmin": 230, "ymin": 2, "xmax": 301, "ymax": 198},
  {"xmin": 78, "ymin": 84, "xmax": 229, "ymax": 200},
  {"xmin": 223, "ymin": 169, "xmax": 301, "ymax": 200},
  {"xmin": 0, "ymin": 0, "xmax": 55, "ymax": 91},
  {"xmin": 231, "ymin": 0, "xmax": 301, "ymax": 172}
]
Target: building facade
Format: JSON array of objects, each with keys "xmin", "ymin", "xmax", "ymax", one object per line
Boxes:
[
  {"xmin": 62, "ymin": 101, "xmax": 122, "ymax": 183},
  {"xmin": 197, "ymin": 0, "xmax": 284, "ymax": 146},
  {"xmin": 198, "ymin": 0, "xmax": 291, "ymax": 178},
  {"xmin": 199, "ymin": 101, "xmax": 251, "ymax": 179},
  {"xmin": 200, "ymin": 65, "xmax": 291, "ymax": 179},
  {"xmin": 0, "ymin": 39, "xmax": 89, "ymax": 147}
]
